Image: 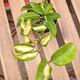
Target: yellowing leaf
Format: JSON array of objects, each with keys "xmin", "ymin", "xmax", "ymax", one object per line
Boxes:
[
  {"xmin": 20, "ymin": 18, "xmax": 25, "ymax": 29},
  {"xmin": 24, "ymin": 36, "xmax": 30, "ymax": 43},
  {"xmin": 20, "ymin": 20, "xmax": 31, "ymax": 36},
  {"xmin": 39, "ymin": 34, "xmax": 51, "ymax": 47},
  {"xmin": 32, "ymin": 25, "xmax": 47, "ymax": 32},
  {"xmin": 14, "ymin": 43, "xmax": 34, "ymax": 53}
]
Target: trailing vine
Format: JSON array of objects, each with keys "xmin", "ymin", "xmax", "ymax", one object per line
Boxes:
[{"xmin": 13, "ymin": 0, "xmax": 76, "ymax": 80}]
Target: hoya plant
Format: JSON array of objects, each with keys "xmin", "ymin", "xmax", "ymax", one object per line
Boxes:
[{"xmin": 13, "ymin": 0, "xmax": 76, "ymax": 80}]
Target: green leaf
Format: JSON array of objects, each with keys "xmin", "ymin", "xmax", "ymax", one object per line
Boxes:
[
  {"xmin": 14, "ymin": 43, "xmax": 34, "ymax": 53},
  {"xmin": 20, "ymin": 28, "xmax": 24, "ymax": 35},
  {"xmin": 51, "ymin": 43, "xmax": 76, "ymax": 66},
  {"xmin": 40, "ymin": 0, "xmax": 48, "ymax": 12},
  {"xmin": 45, "ymin": 3, "xmax": 53, "ymax": 14},
  {"xmin": 21, "ymin": 4, "xmax": 31, "ymax": 11},
  {"xmin": 36, "ymin": 59, "xmax": 52, "ymax": 80},
  {"xmin": 39, "ymin": 33, "xmax": 51, "ymax": 47},
  {"xmin": 13, "ymin": 50, "xmax": 38, "ymax": 61},
  {"xmin": 45, "ymin": 16, "xmax": 57, "ymax": 37},
  {"xmin": 17, "ymin": 12, "xmax": 40, "ymax": 26},
  {"xmin": 18, "ymin": 19, "xmax": 27, "ymax": 27},
  {"xmin": 30, "ymin": 2, "xmax": 43, "ymax": 14},
  {"xmin": 46, "ymin": 12, "xmax": 61, "ymax": 20}
]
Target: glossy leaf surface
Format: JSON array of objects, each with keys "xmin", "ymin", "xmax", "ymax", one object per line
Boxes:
[
  {"xmin": 30, "ymin": 2, "xmax": 43, "ymax": 14},
  {"xmin": 45, "ymin": 16, "xmax": 57, "ymax": 37},
  {"xmin": 51, "ymin": 43, "xmax": 76, "ymax": 66},
  {"xmin": 46, "ymin": 12, "xmax": 61, "ymax": 20}
]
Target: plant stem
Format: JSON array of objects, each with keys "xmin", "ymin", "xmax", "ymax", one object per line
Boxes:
[{"xmin": 48, "ymin": 60, "xmax": 52, "ymax": 64}]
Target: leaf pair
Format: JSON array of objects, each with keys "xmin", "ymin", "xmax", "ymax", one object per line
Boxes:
[
  {"xmin": 20, "ymin": 19, "xmax": 31, "ymax": 36},
  {"xmin": 14, "ymin": 43, "xmax": 38, "ymax": 61},
  {"xmin": 36, "ymin": 43, "xmax": 76, "ymax": 80},
  {"xmin": 14, "ymin": 50, "xmax": 38, "ymax": 61},
  {"xmin": 18, "ymin": 1, "xmax": 61, "ymax": 39}
]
